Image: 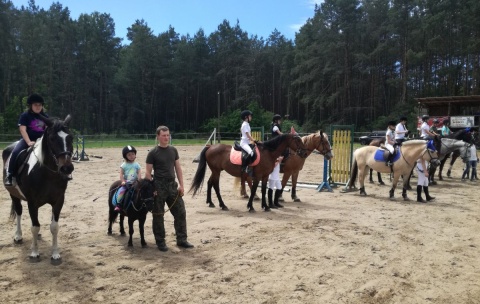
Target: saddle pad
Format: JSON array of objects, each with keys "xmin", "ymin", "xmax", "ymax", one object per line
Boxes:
[
  {"xmin": 373, "ymin": 149, "xmax": 401, "ymax": 163},
  {"xmin": 229, "ymin": 146, "xmax": 261, "ymax": 166}
]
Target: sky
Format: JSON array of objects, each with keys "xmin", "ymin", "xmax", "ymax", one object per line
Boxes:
[{"xmin": 12, "ymin": 0, "xmax": 323, "ymax": 43}]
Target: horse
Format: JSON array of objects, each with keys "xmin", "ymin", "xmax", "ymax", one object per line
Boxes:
[
  {"xmin": 434, "ymin": 130, "xmax": 477, "ymax": 180},
  {"xmin": 428, "ymin": 134, "xmax": 472, "ymax": 184},
  {"xmin": 107, "ymin": 179, "xmax": 155, "ymax": 247},
  {"xmin": 2, "ymin": 115, "xmax": 74, "ymax": 260},
  {"xmin": 237, "ymin": 131, "xmax": 333, "ymax": 202},
  {"xmin": 189, "ymin": 133, "xmax": 307, "ymax": 212},
  {"xmin": 346, "ymin": 139, "xmax": 441, "ymax": 201}
]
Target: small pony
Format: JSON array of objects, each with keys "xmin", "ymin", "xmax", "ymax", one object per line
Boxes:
[{"xmin": 108, "ymin": 179, "xmax": 155, "ymax": 247}]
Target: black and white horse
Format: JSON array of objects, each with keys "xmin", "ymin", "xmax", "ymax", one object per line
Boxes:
[
  {"xmin": 108, "ymin": 179, "xmax": 155, "ymax": 247},
  {"xmin": 2, "ymin": 115, "xmax": 74, "ymax": 261}
]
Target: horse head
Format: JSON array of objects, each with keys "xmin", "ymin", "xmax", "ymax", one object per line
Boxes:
[
  {"xmin": 42, "ymin": 115, "xmax": 74, "ymax": 178},
  {"xmin": 426, "ymin": 139, "xmax": 441, "ymax": 168},
  {"xmin": 136, "ymin": 179, "xmax": 155, "ymax": 212},
  {"xmin": 317, "ymin": 131, "xmax": 333, "ymax": 160}
]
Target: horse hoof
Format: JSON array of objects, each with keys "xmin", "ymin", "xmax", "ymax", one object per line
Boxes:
[
  {"xmin": 389, "ymin": 197, "xmax": 396, "ymax": 201},
  {"xmin": 278, "ymin": 197, "xmax": 284, "ymax": 202},
  {"xmin": 360, "ymin": 192, "xmax": 367, "ymax": 196},
  {"xmin": 141, "ymin": 243, "xmax": 147, "ymax": 248},
  {"xmin": 221, "ymin": 206, "xmax": 229, "ymax": 211},
  {"xmin": 241, "ymin": 194, "xmax": 249, "ymax": 199},
  {"xmin": 254, "ymin": 196, "xmax": 260, "ymax": 201},
  {"xmin": 107, "ymin": 231, "xmax": 112, "ymax": 235},
  {"xmin": 263, "ymin": 207, "xmax": 271, "ymax": 212},
  {"xmin": 128, "ymin": 243, "xmax": 133, "ymax": 247},
  {"xmin": 369, "ymin": 180, "xmax": 374, "ymax": 184},
  {"xmin": 208, "ymin": 203, "xmax": 216, "ymax": 208},
  {"xmin": 248, "ymin": 208, "xmax": 256, "ymax": 213},
  {"xmin": 29, "ymin": 254, "xmax": 40, "ymax": 261},
  {"xmin": 430, "ymin": 181, "xmax": 437, "ymax": 185},
  {"xmin": 403, "ymin": 197, "xmax": 410, "ymax": 201},
  {"xmin": 379, "ymin": 182, "xmax": 385, "ymax": 186},
  {"xmin": 13, "ymin": 238, "xmax": 23, "ymax": 244},
  {"xmin": 439, "ymin": 177, "xmax": 443, "ymax": 181},
  {"xmin": 120, "ymin": 232, "xmax": 126, "ymax": 236},
  {"xmin": 51, "ymin": 254, "xmax": 61, "ymax": 261},
  {"xmin": 293, "ymin": 198, "xmax": 301, "ymax": 202}
]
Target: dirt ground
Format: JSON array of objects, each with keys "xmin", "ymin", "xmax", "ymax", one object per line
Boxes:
[{"xmin": 0, "ymin": 145, "xmax": 479, "ymax": 304}]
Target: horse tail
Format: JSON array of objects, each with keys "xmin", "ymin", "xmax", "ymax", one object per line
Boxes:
[
  {"xmin": 9, "ymin": 202, "xmax": 17, "ymax": 221},
  {"xmin": 189, "ymin": 146, "xmax": 209, "ymax": 196},
  {"xmin": 348, "ymin": 157, "xmax": 358, "ymax": 188},
  {"xmin": 233, "ymin": 176, "xmax": 241, "ymax": 192}
]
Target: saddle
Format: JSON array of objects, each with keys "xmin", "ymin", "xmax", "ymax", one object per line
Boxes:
[
  {"xmin": 230, "ymin": 142, "xmax": 260, "ymax": 166},
  {"xmin": 373, "ymin": 146, "xmax": 400, "ymax": 163}
]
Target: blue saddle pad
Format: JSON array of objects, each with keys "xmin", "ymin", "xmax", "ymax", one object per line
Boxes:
[{"xmin": 373, "ymin": 149, "xmax": 401, "ymax": 163}]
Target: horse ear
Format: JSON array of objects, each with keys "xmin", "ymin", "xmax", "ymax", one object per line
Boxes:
[
  {"xmin": 64, "ymin": 115, "xmax": 72, "ymax": 126},
  {"xmin": 39, "ymin": 115, "xmax": 53, "ymax": 128}
]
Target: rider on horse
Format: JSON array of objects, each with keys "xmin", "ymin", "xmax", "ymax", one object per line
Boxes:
[{"xmin": 240, "ymin": 110, "xmax": 256, "ymax": 173}]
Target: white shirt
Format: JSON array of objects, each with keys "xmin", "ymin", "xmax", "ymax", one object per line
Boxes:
[
  {"xmin": 269, "ymin": 163, "xmax": 281, "ymax": 181},
  {"xmin": 469, "ymin": 145, "xmax": 478, "ymax": 161},
  {"xmin": 395, "ymin": 123, "xmax": 407, "ymax": 139},
  {"xmin": 240, "ymin": 121, "xmax": 251, "ymax": 146},
  {"xmin": 420, "ymin": 122, "xmax": 430, "ymax": 138}
]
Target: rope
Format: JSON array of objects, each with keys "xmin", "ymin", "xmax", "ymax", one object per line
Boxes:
[{"xmin": 151, "ymin": 191, "xmax": 181, "ymax": 217}]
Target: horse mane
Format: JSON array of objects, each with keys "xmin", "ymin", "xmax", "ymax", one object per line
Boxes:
[
  {"xmin": 450, "ymin": 129, "xmax": 472, "ymax": 142},
  {"xmin": 262, "ymin": 134, "xmax": 289, "ymax": 151},
  {"xmin": 402, "ymin": 139, "xmax": 426, "ymax": 146}
]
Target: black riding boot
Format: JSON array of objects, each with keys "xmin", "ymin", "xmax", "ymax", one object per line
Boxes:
[
  {"xmin": 274, "ymin": 189, "xmax": 284, "ymax": 208},
  {"xmin": 417, "ymin": 185, "xmax": 425, "ymax": 203},
  {"xmin": 268, "ymin": 188, "xmax": 277, "ymax": 208},
  {"xmin": 423, "ymin": 186, "xmax": 435, "ymax": 201},
  {"xmin": 386, "ymin": 154, "xmax": 394, "ymax": 167},
  {"xmin": 241, "ymin": 156, "xmax": 249, "ymax": 173}
]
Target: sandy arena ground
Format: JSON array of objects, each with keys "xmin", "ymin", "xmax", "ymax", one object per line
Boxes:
[{"xmin": 0, "ymin": 145, "xmax": 479, "ymax": 304}]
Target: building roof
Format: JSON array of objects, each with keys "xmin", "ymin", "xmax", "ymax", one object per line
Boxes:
[{"xmin": 415, "ymin": 95, "xmax": 480, "ymax": 107}]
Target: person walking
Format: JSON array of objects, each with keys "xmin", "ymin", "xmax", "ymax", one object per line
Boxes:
[
  {"xmin": 461, "ymin": 144, "xmax": 478, "ymax": 182},
  {"xmin": 145, "ymin": 125, "xmax": 194, "ymax": 252}
]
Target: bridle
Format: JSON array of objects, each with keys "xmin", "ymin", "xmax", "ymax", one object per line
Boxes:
[
  {"xmin": 131, "ymin": 182, "xmax": 155, "ymax": 212},
  {"xmin": 400, "ymin": 145, "xmax": 439, "ymax": 167},
  {"xmin": 32, "ymin": 127, "xmax": 73, "ymax": 174},
  {"xmin": 290, "ymin": 135, "xmax": 307, "ymax": 157}
]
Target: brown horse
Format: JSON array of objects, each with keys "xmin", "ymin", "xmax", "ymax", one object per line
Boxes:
[
  {"xmin": 239, "ymin": 131, "xmax": 333, "ymax": 202},
  {"xmin": 189, "ymin": 133, "xmax": 307, "ymax": 212}
]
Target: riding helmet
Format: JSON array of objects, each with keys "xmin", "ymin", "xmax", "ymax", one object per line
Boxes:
[
  {"xmin": 388, "ymin": 120, "xmax": 396, "ymax": 127},
  {"xmin": 422, "ymin": 114, "xmax": 430, "ymax": 121},
  {"xmin": 27, "ymin": 93, "xmax": 45, "ymax": 105},
  {"xmin": 272, "ymin": 114, "xmax": 282, "ymax": 122},
  {"xmin": 399, "ymin": 116, "xmax": 408, "ymax": 122},
  {"xmin": 241, "ymin": 110, "xmax": 252, "ymax": 120},
  {"xmin": 122, "ymin": 145, "xmax": 137, "ymax": 160}
]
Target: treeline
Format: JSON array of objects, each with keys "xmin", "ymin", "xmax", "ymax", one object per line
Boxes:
[{"xmin": 1, "ymin": 0, "xmax": 480, "ymax": 134}]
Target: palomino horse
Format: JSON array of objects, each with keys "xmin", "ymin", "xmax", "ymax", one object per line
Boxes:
[
  {"xmin": 189, "ymin": 133, "xmax": 307, "ymax": 212},
  {"xmin": 2, "ymin": 115, "xmax": 74, "ymax": 260},
  {"xmin": 346, "ymin": 139, "xmax": 440, "ymax": 201},
  {"xmin": 108, "ymin": 179, "xmax": 155, "ymax": 247},
  {"xmin": 238, "ymin": 131, "xmax": 333, "ymax": 202}
]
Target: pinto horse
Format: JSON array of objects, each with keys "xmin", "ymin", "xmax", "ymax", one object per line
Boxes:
[
  {"xmin": 446, "ymin": 132, "xmax": 480, "ymax": 178},
  {"xmin": 2, "ymin": 115, "xmax": 74, "ymax": 260},
  {"xmin": 346, "ymin": 139, "xmax": 440, "ymax": 201},
  {"xmin": 189, "ymin": 133, "xmax": 307, "ymax": 212},
  {"xmin": 108, "ymin": 179, "xmax": 155, "ymax": 247}
]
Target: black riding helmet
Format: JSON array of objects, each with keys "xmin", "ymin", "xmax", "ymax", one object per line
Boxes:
[
  {"xmin": 272, "ymin": 114, "xmax": 282, "ymax": 122},
  {"xmin": 399, "ymin": 116, "xmax": 408, "ymax": 122},
  {"xmin": 122, "ymin": 145, "xmax": 137, "ymax": 161},
  {"xmin": 422, "ymin": 114, "xmax": 430, "ymax": 121},
  {"xmin": 27, "ymin": 93, "xmax": 44, "ymax": 105},
  {"xmin": 388, "ymin": 120, "xmax": 396, "ymax": 127},
  {"xmin": 241, "ymin": 110, "xmax": 252, "ymax": 120}
]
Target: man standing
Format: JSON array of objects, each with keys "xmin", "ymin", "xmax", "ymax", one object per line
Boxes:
[{"xmin": 145, "ymin": 125, "xmax": 194, "ymax": 252}]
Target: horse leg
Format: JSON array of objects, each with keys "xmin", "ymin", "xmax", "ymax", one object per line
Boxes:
[
  {"xmin": 377, "ymin": 172, "xmax": 385, "ymax": 185},
  {"xmin": 119, "ymin": 213, "xmax": 126, "ymax": 235},
  {"xmin": 139, "ymin": 213, "xmax": 147, "ymax": 247},
  {"xmin": 447, "ymin": 153, "xmax": 457, "ymax": 178},
  {"xmin": 27, "ymin": 205, "xmax": 41, "ymax": 259},
  {"xmin": 438, "ymin": 157, "xmax": 447, "ymax": 181},
  {"xmin": 50, "ymin": 211, "xmax": 61, "ymax": 260},
  {"xmin": 429, "ymin": 166, "xmax": 437, "ymax": 185},
  {"xmin": 11, "ymin": 197, "xmax": 23, "ymax": 243},
  {"xmin": 279, "ymin": 173, "xmax": 291, "ymax": 202},
  {"xmin": 358, "ymin": 167, "xmax": 367, "ymax": 196},
  {"xmin": 389, "ymin": 174, "xmax": 401, "ymax": 201},
  {"xmin": 128, "ymin": 216, "xmax": 135, "ymax": 247},
  {"xmin": 211, "ymin": 174, "xmax": 228, "ymax": 211},
  {"xmin": 291, "ymin": 173, "xmax": 301, "ymax": 202},
  {"xmin": 206, "ymin": 177, "xmax": 216, "ymax": 208},
  {"xmin": 247, "ymin": 180, "xmax": 261, "ymax": 212},
  {"xmin": 369, "ymin": 168, "xmax": 374, "ymax": 184},
  {"xmin": 261, "ymin": 179, "xmax": 270, "ymax": 211},
  {"xmin": 401, "ymin": 176, "xmax": 411, "ymax": 201}
]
